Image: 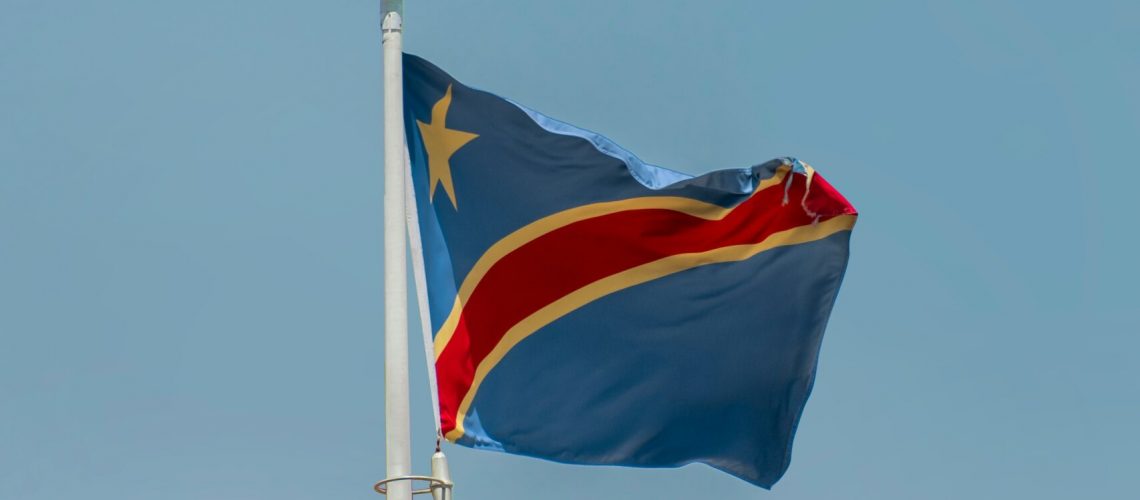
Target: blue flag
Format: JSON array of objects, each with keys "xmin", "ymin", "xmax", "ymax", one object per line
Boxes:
[{"xmin": 403, "ymin": 53, "xmax": 857, "ymax": 488}]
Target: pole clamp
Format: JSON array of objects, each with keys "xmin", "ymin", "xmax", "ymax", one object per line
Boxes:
[{"xmin": 373, "ymin": 475, "xmax": 453, "ymax": 498}]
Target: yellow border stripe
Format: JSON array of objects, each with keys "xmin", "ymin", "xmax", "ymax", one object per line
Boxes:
[
  {"xmin": 432, "ymin": 166, "xmax": 792, "ymax": 359},
  {"xmin": 445, "ymin": 213, "xmax": 857, "ymax": 441}
]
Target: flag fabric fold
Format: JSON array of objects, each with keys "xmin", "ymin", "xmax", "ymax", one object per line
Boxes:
[{"xmin": 402, "ymin": 53, "xmax": 857, "ymax": 488}]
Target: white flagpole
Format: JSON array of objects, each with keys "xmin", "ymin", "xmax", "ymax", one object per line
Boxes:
[{"xmin": 381, "ymin": 1, "xmax": 411, "ymax": 500}]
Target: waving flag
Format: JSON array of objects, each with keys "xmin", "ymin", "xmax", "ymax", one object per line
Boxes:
[{"xmin": 402, "ymin": 54, "xmax": 857, "ymax": 488}]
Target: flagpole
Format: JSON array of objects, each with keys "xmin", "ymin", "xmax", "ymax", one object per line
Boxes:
[{"xmin": 381, "ymin": 1, "xmax": 411, "ymax": 500}]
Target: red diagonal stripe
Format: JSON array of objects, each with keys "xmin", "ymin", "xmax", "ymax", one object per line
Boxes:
[{"xmin": 437, "ymin": 171, "xmax": 855, "ymax": 434}]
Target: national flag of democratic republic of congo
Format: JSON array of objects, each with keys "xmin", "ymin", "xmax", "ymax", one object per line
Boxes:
[{"xmin": 402, "ymin": 53, "xmax": 858, "ymax": 488}]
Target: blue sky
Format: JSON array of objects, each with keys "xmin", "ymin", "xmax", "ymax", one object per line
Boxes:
[{"xmin": 2, "ymin": 1, "xmax": 1137, "ymax": 499}]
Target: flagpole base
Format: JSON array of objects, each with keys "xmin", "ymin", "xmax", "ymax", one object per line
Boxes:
[{"xmin": 373, "ymin": 476, "xmax": 453, "ymax": 498}]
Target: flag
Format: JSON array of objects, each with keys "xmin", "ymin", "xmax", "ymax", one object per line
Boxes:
[{"xmin": 402, "ymin": 53, "xmax": 857, "ymax": 488}]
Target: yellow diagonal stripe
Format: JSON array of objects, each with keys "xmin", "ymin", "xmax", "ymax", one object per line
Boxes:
[{"xmin": 445, "ymin": 213, "xmax": 856, "ymax": 441}]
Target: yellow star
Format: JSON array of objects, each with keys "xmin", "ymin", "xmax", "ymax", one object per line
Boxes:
[{"xmin": 417, "ymin": 85, "xmax": 478, "ymax": 209}]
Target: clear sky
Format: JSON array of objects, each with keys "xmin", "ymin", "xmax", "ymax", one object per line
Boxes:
[{"xmin": 2, "ymin": 1, "xmax": 1137, "ymax": 499}]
